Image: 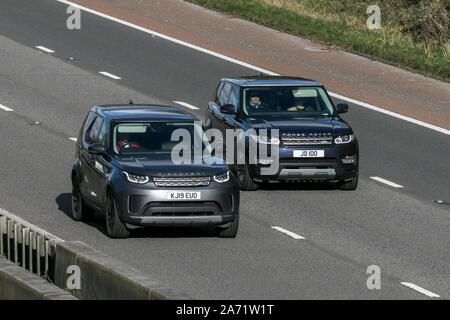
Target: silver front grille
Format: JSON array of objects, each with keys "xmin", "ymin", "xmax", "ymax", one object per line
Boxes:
[
  {"xmin": 153, "ymin": 176, "xmax": 211, "ymax": 187},
  {"xmin": 281, "ymin": 133, "xmax": 333, "ymax": 147}
]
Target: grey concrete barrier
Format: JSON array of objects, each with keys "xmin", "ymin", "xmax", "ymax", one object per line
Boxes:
[
  {"xmin": 54, "ymin": 241, "xmax": 193, "ymax": 300},
  {"xmin": 0, "ymin": 257, "xmax": 77, "ymax": 300}
]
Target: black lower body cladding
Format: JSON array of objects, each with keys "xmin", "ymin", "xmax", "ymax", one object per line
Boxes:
[
  {"xmin": 110, "ymin": 174, "xmax": 240, "ymax": 228},
  {"xmin": 250, "ymin": 143, "xmax": 359, "ymax": 182}
]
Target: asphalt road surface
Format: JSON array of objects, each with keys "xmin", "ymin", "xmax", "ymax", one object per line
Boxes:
[{"xmin": 0, "ymin": 0, "xmax": 448, "ymax": 299}]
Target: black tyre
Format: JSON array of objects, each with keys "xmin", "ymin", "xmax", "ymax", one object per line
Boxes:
[
  {"xmin": 217, "ymin": 214, "xmax": 239, "ymax": 238},
  {"xmin": 105, "ymin": 192, "xmax": 130, "ymax": 239},
  {"xmin": 71, "ymin": 178, "xmax": 95, "ymax": 221},
  {"xmin": 339, "ymin": 170, "xmax": 359, "ymax": 191},
  {"xmin": 236, "ymin": 165, "xmax": 259, "ymax": 191}
]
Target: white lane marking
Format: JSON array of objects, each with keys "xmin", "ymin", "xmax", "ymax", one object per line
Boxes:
[
  {"xmin": 304, "ymin": 47, "xmax": 326, "ymax": 52},
  {"xmin": 400, "ymin": 282, "xmax": 440, "ymax": 298},
  {"xmin": 173, "ymin": 101, "xmax": 199, "ymax": 110},
  {"xmin": 35, "ymin": 45, "xmax": 55, "ymax": 53},
  {"xmin": 56, "ymin": 0, "xmax": 450, "ymax": 136},
  {"xmin": 99, "ymin": 71, "xmax": 122, "ymax": 80},
  {"xmin": 69, "ymin": 137, "xmax": 78, "ymax": 142},
  {"xmin": 370, "ymin": 177, "xmax": 404, "ymax": 188},
  {"xmin": 57, "ymin": 0, "xmax": 275, "ymax": 76},
  {"xmin": 272, "ymin": 226, "xmax": 306, "ymax": 240},
  {"xmin": 328, "ymin": 92, "xmax": 450, "ymax": 136},
  {"xmin": 0, "ymin": 208, "xmax": 64, "ymax": 242},
  {"xmin": 0, "ymin": 104, "xmax": 14, "ymax": 112}
]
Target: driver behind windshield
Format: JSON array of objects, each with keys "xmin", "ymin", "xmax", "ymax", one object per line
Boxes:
[
  {"xmin": 116, "ymin": 132, "xmax": 141, "ymax": 152},
  {"xmin": 247, "ymin": 91, "xmax": 269, "ymax": 112}
]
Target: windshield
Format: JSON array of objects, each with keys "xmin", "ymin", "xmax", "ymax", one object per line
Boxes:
[
  {"xmin": 242, "ymin": 86, "xmax": 335, "ymax": 117},
  {"xmin": 112, "ymin": 121, "xmax": 211, "ymax": 158}
]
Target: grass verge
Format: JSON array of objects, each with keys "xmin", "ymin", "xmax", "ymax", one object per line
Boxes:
[{"xmin": 187, "ymin": 0, "xmax": 449, "ymax": 81}]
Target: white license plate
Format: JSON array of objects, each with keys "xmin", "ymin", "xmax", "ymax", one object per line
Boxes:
[
  {"xmin": 293, "ymin": 150, "xmax": 325, "ymax": 158},
  {"xmin": 167, "ymin": 191, "xmax": 201, "ymax": 200}
]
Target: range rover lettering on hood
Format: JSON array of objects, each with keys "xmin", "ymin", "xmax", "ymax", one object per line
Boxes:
[{"xmin": 246, "ymin": 118, "xmax": 349, "ymax": 132}]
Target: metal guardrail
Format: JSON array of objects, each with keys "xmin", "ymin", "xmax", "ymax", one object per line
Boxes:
[
  {"xmin": 0, "ymin": 208, "xmax": 63, "ymax": 283},
  {"xmin": 0, "ymin": 209, "xmax": 189, "ymax": 299}
]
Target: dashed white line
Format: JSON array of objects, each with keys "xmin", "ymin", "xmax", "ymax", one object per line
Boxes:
[
  {"xmin": 99, "ymin": 71, "xmax": 122, "ymax": 80},
  {"xmin": 370, "ymin": 176, "xmax": 403, "ymax": 188},
  {"xmin": 0, "ymin": 104, "xmax": 14, "ymax": 112},
  {"xmin": 56, "ymin": 0, "xmax": 450, "ymax": 136},
  {"xmin": 35, "ymin": 45, "xmax": 55, "ymax": 53},
  {"xmin": 173, "ymin": 101, "xmax": 199, "ymax": 110},
  {"xmin": 69, "ymin": 137, "xmax": 78, "ymax": 142},
  {"xmin": 272, "ymin": 226, "xmax": 306, "ymax": 240},
  {"xmin": 400, "ymin": 282, "xmax": 440, "ymax": 298},
  {"xmin": 57, "ymin": 0, "xmax": 275, "ymax": 76},
  {"xmin": 304, "ymin": 47, "xmax": 326, "ymax": 52}
]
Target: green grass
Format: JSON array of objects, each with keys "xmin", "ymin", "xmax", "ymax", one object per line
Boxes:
[{"xmin": 187, "ymin": 0, "xmax": 449, "ymax": 80}]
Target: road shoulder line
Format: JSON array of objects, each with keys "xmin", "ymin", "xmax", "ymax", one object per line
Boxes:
[{"xmin": 56, "ymin": 0, "xmax": 450, "ymax": 136}]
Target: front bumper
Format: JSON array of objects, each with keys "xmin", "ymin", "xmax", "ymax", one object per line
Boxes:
[
  {"xmin": 251, "ymin": 142, "xmax": 358, "ymax": 181},
  {"xmin": 110, "ymin": 173, "xmax": 239, "ymax": 227}
]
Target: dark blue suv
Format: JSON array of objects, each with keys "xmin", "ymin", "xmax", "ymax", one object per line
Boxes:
[{"xmin": 204, "ymin": 76, "xmax": 359, "ymax": 191}]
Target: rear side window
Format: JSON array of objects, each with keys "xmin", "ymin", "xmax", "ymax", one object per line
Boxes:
[
  {"xmin": 214, "ymin": 82, "xmax": 224, "ymax": 104},
  {"xmin": 228, "ymin": 85, "xmax": 240, "ymax": 112},
  {"xmin": 79, "ymin": 112, "xmax": 96, "ymax": 141},
  {"xmin": 85, "ymin": 116, "xmax": 103, "ymax": 145},
  {"xmin": 218, "ymin": 82, "xmax": 232, "ymax": 106},
  {"xmin": 98, "ymin": 120, "xmax": 108, "ymax": 148}
]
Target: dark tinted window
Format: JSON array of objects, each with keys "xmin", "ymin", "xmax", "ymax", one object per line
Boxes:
[
  {"xmin": 85, "ymin": 116, "xmax": 103, "ymax": 144},
  {"xmin": 80, "ymin": 112, "xmax": 96, "ymax": 141},
  {"xmin": 214, "ymin": 82, "xmax": 224, "ymax": 103},
  {"xmin": 218, "ymin": 82, "xmax": 232, "ymax": 106},
  {"xmin": 228, "ymin": 85, "xmax": 240, "ymax": 112},
  {"xmin": 98, "ymin": 120, "xmax": 108, "ymax": 148}
]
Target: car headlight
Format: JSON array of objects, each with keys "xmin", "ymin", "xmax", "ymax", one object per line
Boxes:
[
  {"xmin": 123, "ymin": 171, "xmax": 149, "ymax": 184},
  {"xmin": 213, "ymin": 170, "xmax": 230, "ymax": 183},
  {"xmin": 334, "ymin": 135, "xmax": 354, "ymax": 144},
  {"xmin": 248, "ymin": 134, "xmax": 280, "ymax": 145}
]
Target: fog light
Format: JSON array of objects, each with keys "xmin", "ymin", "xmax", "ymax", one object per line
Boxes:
[{"xmin": 342, "ymin": 155, "xmax": 356, "ymax": 164}]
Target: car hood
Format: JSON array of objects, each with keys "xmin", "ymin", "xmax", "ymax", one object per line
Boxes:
[
  {"xmin": 112, "ymin": 155, "xmax": 229, "ymax": 176},
  {"xmin": 245, "ymin": 117, "xmax": 350, "ymax": 134}
]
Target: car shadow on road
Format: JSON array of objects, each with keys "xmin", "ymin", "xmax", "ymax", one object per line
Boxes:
[
  {"xmin": 56, "ymin": 192, "xmax": 109, "ymax": 235},
  {"xmin": 55, "ymin": 193, "xmax": 74, "ymax": 219},
  {"xmin": 56, "ymin": 193, "xmax": 220, "ymax": 239}
]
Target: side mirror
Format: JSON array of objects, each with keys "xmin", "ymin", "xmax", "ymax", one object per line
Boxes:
[
  {"xmin": 336, "ymin": 103, "xmax": 349, "ymax": 114},
  {"xmin": 221, "ymin": 104, "xmax": 236, "ymax": 115},
  {"xmin": 87, "ymin": 143, "xmax": 106, "ymax": 155}
]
